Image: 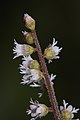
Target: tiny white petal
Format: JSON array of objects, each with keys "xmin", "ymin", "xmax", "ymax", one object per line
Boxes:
[
  {"xmin": 30, "ymin": 83, "xmax": 41, "ymax": 87},
  {"xmin": 50, "ymin": 74, "xmax": 56, "ymax": 85},
  {"xmin": 38, "ymin": 93, "xmax": 43, "ymax": 98},
  {"xmin": 50, "ymin": 74, "xmax": 56, "ymax": 81},
  {"xmin": 20, "ymin": 79, "xmax": 29, "ymax": 85},
  {"xmin": 48, "ymin": 60, "xmax": 52, "ymax": 63},
  {"xmin": 31, "ymin": 112, "xmax": 37, "ymax": 117},
  {"xmin": 26, "ymin": 109, "xmax": 31, "ymax": 115},
  {"xmin": 22, "ymin": 30, "xmax": 28, "ymax": 35},
  {"xmin": 60, "ymin": 106, "xmax": 64, "ymax": 111},
  {"xmin": 67, "ymin": 105, "xmax": 73, "ymax": 112},
  {"xmin": 63, "ymin": 99, "xmax": 68, "ymax": 110},
  {"xmin": 30, "ymin": 105, "xmax": 37, "ymax": 110},
  {"xmin": 71, "ymin": 113, "xmax": 74, "ymax": 118},
  {"xmin": 52, "ymin": 38, "xmax": 58, "ymax": 47},
  {"xmin": 30, "ymin": 98, "xmax": 35, "ymax": 104}
]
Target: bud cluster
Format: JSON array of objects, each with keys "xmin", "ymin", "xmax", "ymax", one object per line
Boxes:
[{"xmin": 13, "ymin": 13, "xmax": 79, "ymax": 120}]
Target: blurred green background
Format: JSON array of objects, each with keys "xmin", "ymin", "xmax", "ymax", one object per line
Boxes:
[{"xmin": 0, "ymin": 0, "xmax": 80, "ymax": 120}]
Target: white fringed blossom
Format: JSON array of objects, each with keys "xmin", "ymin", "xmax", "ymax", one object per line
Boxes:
[
  {"xmin": 60, "ymin": 100, "xmax": 79, "ymax": 120},
  {"xmin": 26, "ymin": 98, "xmax": 49, "ymax": 120},
  {"xmin": 19, "ymin": 56, "xmax": 40, "ymax": 73},
  {"xmin": 19, "ymin": 56, "xmax": 33, "ymax": 74},
  {"xmin": 13, "ymin": 39, "xmax": 34, "ymax": 59},
  {"xmin": 44, "ymin": 38, "xmax": 62, "ymax": 63},
  {"xmin": 20, "ymin": 69, "xmax": 43, "ymax": 87}
]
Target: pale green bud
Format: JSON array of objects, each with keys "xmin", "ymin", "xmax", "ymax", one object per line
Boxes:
[
  {"xmin": 37, "ymin": 70, "xmax": 43, "ymax": 81},
  {"xmin": 61, "ymin": 110, "xmax": 72, "ymax": 120},
  {"xmin": 38, "ymin": 104, "xmax": 49, "ymax": 116},
  {"xmin": 29, "ymin": 60, "xmax": 40, "ymax": 70},
  {"xmin": 25, "ymin": 45, "xmax": 34, "ymax": 56},
  {"xmin": 22, "ymin": 31, "xmax": 34, "ymax": 44},
  {"xmin": 44, "ymin": 48, "xmax": 56, "ymax": 60},
  {"xmin": 24, "ymin": 14, "xmax": 35, "ymax": 30}
]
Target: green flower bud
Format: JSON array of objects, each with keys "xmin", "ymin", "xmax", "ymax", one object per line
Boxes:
[
  {"xmin": 38, "ymin": 70, "xmax": 43, "ymax": 80},
  {"xmin": 44, "ymin": 48, "xmax": 55, "ymax": 60},
  {"xmin": 22, "ymin": 31, "xmax": 34, "ymax": 44},
  {"xmin": 25, "ymin": 45, "xmax": 34, "ymax": 56},
  {"xmin": 61, "ymin": 110, "xmax": 72, "ymax": 120},
  {"xmin": 29, "ymin": 60, "xmax": 40, "ymax": 70},
  {"xmin": 24, "ymin": 14, "xmax": 35, "ymax": 30}
]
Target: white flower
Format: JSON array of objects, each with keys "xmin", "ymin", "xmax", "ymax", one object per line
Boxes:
[
  {"xmin": 13, "ymin": 39, "xmax": 34, "ymax": 59},
  {"xmin": 50, "ymin": 73, "xmax": 56, "ymax": 85},
  {"xmin": 19, "ymin": 56, "xmax": 40, "ymax": 73},
  {"xmin": 26, "ymin": 98, "xmax": 49, "ymax": 120},
  {"xmin": 19, "ymin": 56, "xmax": 33, "ymax": 74},
  {"xmin": 51, "ymin": 38, "xmax": 62, "ymax": 58},
  {"xmin": 44, "ymin": 38, "xmax": 62, "ymax": 63},
  {"xmin": 60, "ymin": 100, "xmax": 79, "ymax": 120},
  {"xmin": 20, "ymin": 69, "xmax": 43, "ymax": 87}
]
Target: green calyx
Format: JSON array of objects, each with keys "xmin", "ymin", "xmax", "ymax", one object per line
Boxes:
[
  {"xmin": 44, "ymin": 48, "xmax": 55, "ymax": 60},
  {"xmin": 25, "ymin": 45, "xmax": 34, "ymax": 56},
  {"xmin": 25, "ymin": 33, "xmax": 34, "ymax": 44},
  {"xmin": 30, "ymin": 60, "xmax": 40, "ymax": 70},
  {"xmin": 61, "ymin": 110, "xmax": 72, "ymax": 120},
  {"xmin": 25, "ymin": 21, "xmax": 35, "ymax": 31}
]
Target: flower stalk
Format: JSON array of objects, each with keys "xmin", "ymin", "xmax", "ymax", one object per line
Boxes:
[
  {"xmin": 13, "ymin": 13, "xmax": 79, "ymax": 120},
  {"xmin": 31, "ymin": 30, "xmax": 63, "ymax": 120}
]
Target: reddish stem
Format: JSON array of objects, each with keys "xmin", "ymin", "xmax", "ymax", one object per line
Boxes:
[
  {"xmin": 32, "ymin": 30, "xmax": 63, "ymax": 120},
  {"xmin": 48, "ymin": 107, "xmax": 54, "ymax": 112}
]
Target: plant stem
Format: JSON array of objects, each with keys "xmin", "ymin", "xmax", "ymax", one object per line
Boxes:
[{"xmin": 32, "ymin": 30, "xmax": 63, "ymax": 120}]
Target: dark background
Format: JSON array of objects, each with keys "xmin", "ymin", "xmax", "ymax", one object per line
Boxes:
[{"xmin": 0, "ymin": 0, "xmax": 80, "ymax": 120}]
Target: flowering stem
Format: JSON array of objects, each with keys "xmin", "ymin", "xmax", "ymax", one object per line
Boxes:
[{"xmin": 32, "ymin": 30, "xmax": 63, "ymax": 120}]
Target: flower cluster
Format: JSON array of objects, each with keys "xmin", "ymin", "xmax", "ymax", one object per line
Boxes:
[
  {"xmin": 19, "ymin": 56, "xmax": 43, "ymax": 87},
  {"xmin": 26, "ymin": 98, "xmax": 49, "ymax": 120},
  {"xmin": 13, "ymin": 13, "xmax": 79, "ymax": 120},
  {"xmin": 44, "ymin": 38, "xmax": 62, "ymax": 63}
]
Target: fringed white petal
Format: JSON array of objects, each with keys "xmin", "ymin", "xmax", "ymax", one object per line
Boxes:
[
  {"xmin": 13, "ymin": 39, "xmax": 24, "ymax": 59},
  {"xmin": 63, "ymin": 100, "xmax": 68, "ymax": 110}
]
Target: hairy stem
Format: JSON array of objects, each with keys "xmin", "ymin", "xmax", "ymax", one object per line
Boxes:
[{"xmin": 32, "ymin": 30, "xmax": 63, "ymax": 120}]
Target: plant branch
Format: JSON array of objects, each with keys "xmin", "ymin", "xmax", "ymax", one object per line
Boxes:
[{"xmin": 32, "ymin": 30, "xmax": 63, "ymax": 120}]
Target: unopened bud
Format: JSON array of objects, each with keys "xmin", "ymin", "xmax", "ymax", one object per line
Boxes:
[
  {"xmin": 29, "ymin": 60, "xmax": 40, "ymax": 70},
  {"xmin": 22, "ymin": 31, "xmax": 34, "ymax": 44},
  {"xmin": 24, "ymin": 13, "xmax": 35, "ymax": 30}
]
